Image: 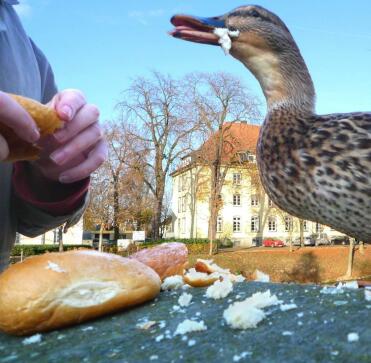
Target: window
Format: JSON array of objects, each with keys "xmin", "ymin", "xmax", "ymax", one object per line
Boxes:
[
  {"xmin": 238, "ymin": 151, "xmax": 256, "ymax": 163},
  {"xmin": 251, "ymin": 194, "xmax": 259, "ymax": 206},
  {"xmin": 178, "ymin": 218, "xmax": 181, "ymax": 233},
  {"xmin": 251, "ymin": 216, "xmax": 259, "ymax": 232},
  {"xmin": 233, "ymin": 173, "xmax": 241, "ymax": 185},
  {"xmin": 303, "ymin": 220, "xmax": 308, "ymax": 232},
  {"xmin": 285, "ymin": 216, "xmax": 293, "ymax": 232},
  {"xmin": 268, "ymin": 199, "xmax": 273, "ymax": 207},
  {"xmin": 268, "ymin": 216, "xmax": 277, "ymax": 232},
  {"xmin": 178, "ymin": 197, "xmax": 182, "ymax": 213},
  {"xmin": 182, "ymin": 196, "xmax": 186, "ymax": 212},
  {"xmin": 217, "ymin": 216, "xmax": 223, "ymax": 233},
  {"xmin": 182, "ymin": 175, "xmax": 186, "ymax": 191},
  {"xmin": 315, "ymin": 222, "xmax": 324, "ymax": 233},
  {"xmin": 233, "ymin": 194, "xmax": 241, "ymax": 206},
  {"xmin": 233, "ymin": 216, "xmax": 241, "ymax": 232}
]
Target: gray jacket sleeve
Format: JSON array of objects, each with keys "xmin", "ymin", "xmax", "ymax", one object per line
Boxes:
[
  {"xmin": 29, "ymin": 39, "xmax": 58, "ymax": 104},
  {"xmin": 14, "ymin": 40, "xmax": 89, "ymax": 238},
  {"xmin": 14, "ymin": 192, "xmax": 89, "ymax": 238}
]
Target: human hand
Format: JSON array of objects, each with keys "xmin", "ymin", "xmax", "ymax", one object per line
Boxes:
[
  {"xmin": 33, "ymin": 89, "xmax": 107, "ymax": 183},
  {"xmin": 0, "ymin": 91, "xmax": 41, "ymax": 160}
]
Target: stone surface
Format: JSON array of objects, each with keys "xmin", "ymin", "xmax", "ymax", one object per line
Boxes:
[{"xmin": 0, "ymin": 282, "xmax": 370, "ymax": 363}]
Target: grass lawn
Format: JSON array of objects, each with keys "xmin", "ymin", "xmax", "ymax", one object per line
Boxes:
[{"xmin": 189, "ymin": 245, "xmax": 371, "ymax": 284}]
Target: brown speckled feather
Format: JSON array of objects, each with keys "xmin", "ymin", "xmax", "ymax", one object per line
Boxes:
[{"xmin": 257, "ymin": 110, "xmax": 371, "ymax": 241}]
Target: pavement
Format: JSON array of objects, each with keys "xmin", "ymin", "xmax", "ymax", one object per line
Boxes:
[{"xmin": 0, "ymin": 282, "xmax": 370, "ymax": 363}]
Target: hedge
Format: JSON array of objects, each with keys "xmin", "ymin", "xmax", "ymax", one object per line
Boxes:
[{"xmin": 11, "ymin": 244, "xmax": 93, "ymax": 257}]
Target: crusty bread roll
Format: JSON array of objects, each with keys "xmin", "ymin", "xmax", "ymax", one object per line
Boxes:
[
  {"xmin": 183, "ymin": 268, "xmax": 220, "ymax": 287},
  {"xmin": 0, "ymin": 250, "xmax": 161, "ymax": 336},
  {"xmin": 195, "ymin": 258, "xmax": 230, "ymax": 274},
  {"xmin": 1, "ymin": 94, "xmax": 63, "ymax": 161},
  {"xmin": 130, "ymin": 242, "xmax": 188, "ymax": 280}
]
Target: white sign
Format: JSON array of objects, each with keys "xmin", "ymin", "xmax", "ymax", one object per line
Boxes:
[
  {"xmin": 117, "ymin": 239, "xmax": 133, "ymax": 249},
  {"xmin": 132, "ymin": 231, "xmax": 145, "ymax": 241}
]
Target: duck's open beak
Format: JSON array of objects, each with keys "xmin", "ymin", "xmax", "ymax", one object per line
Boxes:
[{"xmin": 170, "ymin": 15, "xmax": 225, "ymax": 46}]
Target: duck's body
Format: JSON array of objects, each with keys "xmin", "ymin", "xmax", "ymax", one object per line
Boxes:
[
  {"xmin": 258, "ymin": 107, "xmax": 371, "ymax": 242},
  {"xmin": 170, "ymin": 5, "xmax": 371, "ymax": 242}
]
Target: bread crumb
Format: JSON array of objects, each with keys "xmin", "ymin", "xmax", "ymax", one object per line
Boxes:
[
  {"xmin": 206, "ymin": 279, "xmax": 233, "ymax": 300},
  {"xmin": 347, "ymin": 332, "xmax": 359, "ymax": 342},
  {"xmin": 136, "ymin": 321, "xmax": 157, "ymax": 330},
  {"xmin": 155, "ymin": 334, "xmax": 164, "ymax": 342},
  {"xmin": 224, "ymin": 303, "xmax": 265, "ymax": 329},
  {"xmin": 22, "ymin": 334, "xmax": 42, "ymax": 345},
  {"xmin": 178, "ymin": 292, "xmax": 192, "ymax": 307},
  {"xmin": 161, "ymin": 275, "xmax": 184, "ymax": 290},
  {"xmin": 365, "ymin": 289, "xmax": 371, "ymax": 302},
  {"xmin": 254, "ymin": 269, "xmax": 270, "ymax": 282},
  {"xmin": 233, "ymin": 351, "xmax": 252, "ymax": 362},
  {"xmin": 188, "ymin": 339, "xmax": 196, "ymax": 347},
  {"xmin": 280, "ymin": 303, "xmax": 297, "ymax": 311},
  {"xmin": 244, "ymin": 290, "xmax": 281, "ymax": 308},
  {"xmin": 282, "ymin": 331, "xmax": 293, "ymax": 336},
  {"xmin": 150, "ymin": 355, "xmax": 159, "ymax": 360},
  {"xmin": 174, "ymin": 319, "xmax": 207, "ymax": 335},
  {"xmin": 213, "ymin": 28, "xmax": 240, "ymax": 55}
]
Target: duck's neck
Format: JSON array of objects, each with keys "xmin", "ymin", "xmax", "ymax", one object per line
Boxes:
[{"xmin": 239, "ymin": 48, "xmax": 316, "ymax": 116}]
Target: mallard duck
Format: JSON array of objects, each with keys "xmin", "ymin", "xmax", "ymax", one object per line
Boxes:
[{"xmin": 170, "ymin": 5, "xmax": 371, "ymax": 242}]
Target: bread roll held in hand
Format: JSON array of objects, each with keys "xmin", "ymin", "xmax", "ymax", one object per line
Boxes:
[
  {"xmin": 130, "ymin": 242, "xmax": 188, "ymax": 280},
  {"xmin": 0, "ymin": 250, "xmax": 161, "ymax": 336},
  {"xmin": 1, "ymin": 94, "xmax": 63, "ymax": 161}
]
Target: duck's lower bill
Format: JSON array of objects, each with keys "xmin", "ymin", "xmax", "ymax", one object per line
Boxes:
[{"xmin": 169, "ymin": 15, "xmax": 224, "ymax": 45}]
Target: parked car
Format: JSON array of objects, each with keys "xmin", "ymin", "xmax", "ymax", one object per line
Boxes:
[
  {"xmin": 263, "ymin": 238, "xmax": 285, "ymax": 247},
  {"xmin": 314, "ymin": 233, "xmax": 331, "ymax": 246},
  {"xmin": 293, "ymin": 237, "xmax": 315, "ymax": 246},
  {"xmin": 331, "ymin": 236, "xmax": 350, "ymax": 245}
]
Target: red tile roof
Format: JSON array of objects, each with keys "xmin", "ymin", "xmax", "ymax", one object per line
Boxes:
[{"xmin": 196, "ymin": 122, "xmax": 260, "ymax": 163}]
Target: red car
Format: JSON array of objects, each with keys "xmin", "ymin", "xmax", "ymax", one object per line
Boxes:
[{"xmin": 263, "ymin": 239, "xmax": 285, "ymax": 247}]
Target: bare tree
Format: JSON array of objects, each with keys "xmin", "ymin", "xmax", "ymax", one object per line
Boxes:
[
  {"xmin": 187, "ymin": 72, "xmax": 261, "ymax": 254},
  {"xmin": 117, "ymin": 72, "xmax": 200, "ymax": 239}
]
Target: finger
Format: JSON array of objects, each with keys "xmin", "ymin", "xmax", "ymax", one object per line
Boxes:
[
  {"xmin": 50, "ymin": 122, "xmax": 104, "ymax": 166},
  {"xmin": 59, "ymin": 140, "xmax": 107, "ymax": 183},
  {"xmin": 0, "ymin": 92, "xmax": 40, "ymax": 143},
  {"xmin": 50, "ymin": 89, "xmax": 86, "ymax": 122},
  {"xmin": 0, "ymin": 134, "xmax": 9, "ymax": 160},
  {"xmin": 53, "ymin": 103, "xmax": 100, "ymax": 144}
]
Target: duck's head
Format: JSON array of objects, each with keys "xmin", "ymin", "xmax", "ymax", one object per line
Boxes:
[{"xmin": 170, "ymin": 5, "xmax": 315, "ymax": 112}]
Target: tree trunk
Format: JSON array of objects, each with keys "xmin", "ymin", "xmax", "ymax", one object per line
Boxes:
[
  {"xmin": 208, "ymin": 201, "xmax": 218, "ymax": 255},
  {"xmin": 359, "ymin": 240, "xmax": 365, "ymax": 255},
  {"xmin": 98, "ymin": 224, "xmax": 104, "ymax": 252},
  {"xmin": 345, "ymin": 238, "xmax": 355, "ymax": 278},
  {"xmin": 112, "ymin": 175, "xmax": 120, "ymax": 241},
  {"xmin": 152, "ymin": 195, "xmax": 163, "ymax": 240},
  {"xmin": 58, "ymin": 226, "xmax": 64, "ymax": 252},
  {"xmin": 299, "ymin": 220, "xmax": 304, "ymax": 248}
]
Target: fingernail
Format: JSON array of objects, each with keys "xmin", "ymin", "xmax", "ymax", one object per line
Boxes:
[
  {"xmin": 50, "ymin": 150, "xmax": 66, "ymax": 165},
  {"xmin": 29, "ymin": 128, "xmax": 40, "ymax": 143},
  {"xmin": 59, "ymin": 174, "xmax": 71, "ymax": 183},
  {"xmin": 61, "ymin": 105, "xmax": 73, "ymax": 120},
  {"xmin": 53, "ymin": 129, "xmax": 66, "ymax": 142}
]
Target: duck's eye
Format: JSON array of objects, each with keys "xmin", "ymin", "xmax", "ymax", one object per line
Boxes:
[{"xmin": 249, "ymin": 10, "xmax": 261, "ymax": 18}]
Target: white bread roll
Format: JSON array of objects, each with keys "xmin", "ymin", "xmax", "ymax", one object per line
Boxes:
[
  {"xmin": 130, "ymin": 242, "xmax": 188, "ymax": 280},
  {"xmin": 0, "ymin": 250, "xmax": 161, "ymax": 336}
]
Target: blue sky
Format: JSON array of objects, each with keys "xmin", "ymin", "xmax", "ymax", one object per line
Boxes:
[{"xmin": 18, "ymin": 0, "xmax": 371, "ymax": 123}]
